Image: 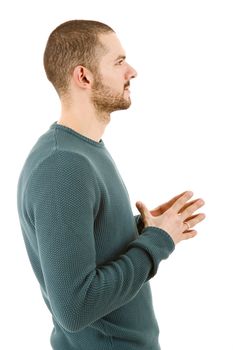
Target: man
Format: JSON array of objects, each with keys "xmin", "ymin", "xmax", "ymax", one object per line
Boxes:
[{"xmin": 17, "ymin": 20, "xmax": 205, "ymax": 350}]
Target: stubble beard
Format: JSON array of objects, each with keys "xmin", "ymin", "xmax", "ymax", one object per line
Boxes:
[{"xmin": 90, "ymin": 72, "xmax": 131, "ymax": 120}]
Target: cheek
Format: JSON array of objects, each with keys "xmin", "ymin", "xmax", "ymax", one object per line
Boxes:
[
  {"xmin": 100, "ymin": 68, "xmax": 125, "ymax": 89},
  {"xmin": 108, "ymin": 75, "xmax": 124, "ymax": 90}
]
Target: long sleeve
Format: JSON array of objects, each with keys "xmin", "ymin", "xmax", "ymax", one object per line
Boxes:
[{"xmin": 26, "ymin": 151, "xmax": 175, "ymax": 333}]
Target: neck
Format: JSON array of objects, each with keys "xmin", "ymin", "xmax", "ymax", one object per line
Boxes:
[{"xmin": 58, "ymin": 100, "xmax": 111, "ymax": 143}]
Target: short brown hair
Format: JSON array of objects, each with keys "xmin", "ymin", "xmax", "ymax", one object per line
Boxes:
[{"xmin": 43, "ymin": 20, "xmax": 114, "ymax": 96}]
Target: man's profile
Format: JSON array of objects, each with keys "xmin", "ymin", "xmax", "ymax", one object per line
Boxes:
[{"xmin": 17, "ymin": 20, "xmax": 205, "ymax": 350}]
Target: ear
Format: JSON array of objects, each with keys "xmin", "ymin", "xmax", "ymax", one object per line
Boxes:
[{"xmin": 72, "ymin": 66, "xmax": 93, "ymax": 89}]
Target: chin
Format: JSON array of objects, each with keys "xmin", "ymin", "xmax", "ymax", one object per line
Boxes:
[
  {"xmin": 122, "ymin": 101, "xmax": 131, "ymax": 110},
  {"xmin": 125, "ymin": 97, "xmax": 131, "ymax": 107}
]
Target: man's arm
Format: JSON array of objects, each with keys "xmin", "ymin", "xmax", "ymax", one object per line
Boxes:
[{"xmin": 27, "ymin": 151, "xmax": 175, "ymax": 333}]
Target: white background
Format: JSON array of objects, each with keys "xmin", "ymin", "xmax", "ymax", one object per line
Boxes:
[{"xmin": 1, "ymin": 0, "xmax": 232, "ymax": 349}]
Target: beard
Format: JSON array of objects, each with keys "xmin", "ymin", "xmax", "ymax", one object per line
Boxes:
[{"xmin": 90, "ymin": 71, "xmax": 131, "ymax": 115}]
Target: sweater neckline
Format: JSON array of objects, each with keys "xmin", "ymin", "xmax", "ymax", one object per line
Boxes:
[{"xmin": 50, "ymin": 121, "xmax": 105, "ymax": 148}]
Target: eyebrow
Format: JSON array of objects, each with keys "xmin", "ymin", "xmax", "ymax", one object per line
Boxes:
[{"xmin": 114, "ymin": 55, "xmax": 126, "ymax": 62}]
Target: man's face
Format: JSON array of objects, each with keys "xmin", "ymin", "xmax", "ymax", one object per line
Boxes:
[{"xmin": 90, "ymin": 33, "xmax": 137, "ymax": 114}]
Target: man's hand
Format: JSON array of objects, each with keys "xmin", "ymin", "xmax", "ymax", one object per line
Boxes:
[{"xmin": 135, "ymin": 191, "xmax": 205, "ymax": 244}]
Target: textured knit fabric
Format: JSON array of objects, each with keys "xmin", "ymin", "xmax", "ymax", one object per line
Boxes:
[{"xmin": 17, "ymin": 122, "xmax": 175, "ymax": 350}]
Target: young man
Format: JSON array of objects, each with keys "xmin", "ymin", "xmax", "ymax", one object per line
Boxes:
[{"xmin": 17, "ymin": 20, "xmax": 205, "ymax": 350}]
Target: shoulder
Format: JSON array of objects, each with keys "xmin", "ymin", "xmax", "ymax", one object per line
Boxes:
[
  {"xmin": 32, "ymin": 150, "xmax": 96, "ymax": 183},
  {"xmin": 21, "ymin": 149, "xmax": 98, "ymax": 198}
]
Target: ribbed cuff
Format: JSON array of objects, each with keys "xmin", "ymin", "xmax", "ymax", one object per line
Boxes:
[{"xmin": 128, "ymin": 226, "xmax": 175, "ymax": 281}]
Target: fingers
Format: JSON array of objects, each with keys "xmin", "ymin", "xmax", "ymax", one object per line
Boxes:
[
  {"xmin": 166, "ymin": 190, "xmax": 188, "ymax": 207},
  {"xmin": 178, "ymin": 199, "xmax": 201, "ymax": 214},
  {"xmin": 178, "ymin": 198, "xmax": 205, "ymax": 214},
  {"xmin": 181, "ymin": 212, "xmax": 205, "ymax": 243},
  {"xmin": 172, "ymin": 191, "xmax": 194, "ymax": 212},
  {"xmin": 183, "ymin": 213, "xmax": 206, "ymax": 231},
  {"xmin": 150, "ymin": 190, "xmax": 192, "ymax": 216},
  {"xmin": 182, "ymin": 230, "xmax": 198, "ymax": 240},
  {"xmin": 180, "ymin": 199, "xmax": 205, "ymax": 222},
  {"xmin": 136, "ymin": 191, "xmax": 206, "ymax": 244},
  {"xmin": 155, "ymin": 191, "xmax": 188, "ymax": 214}
]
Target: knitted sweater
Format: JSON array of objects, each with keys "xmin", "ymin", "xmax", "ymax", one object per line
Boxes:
[{"xmin": 17, "ymin": 122, "xmax": 175, "ymax": 350}]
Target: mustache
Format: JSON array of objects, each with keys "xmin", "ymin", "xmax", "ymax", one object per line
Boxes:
[{"xmin": 124, "ymin": 82, "xmax": 130, "ymax": 88}]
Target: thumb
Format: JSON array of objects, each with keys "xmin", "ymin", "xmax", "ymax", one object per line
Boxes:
[{"xmin": 135, "ymin": 201, "xmax": 150, "ymax": 218}]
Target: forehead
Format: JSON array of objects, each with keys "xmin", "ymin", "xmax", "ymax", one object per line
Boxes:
[{"xmin": 98, "ymin": 33, "xmax": 126, "ymax": 62}]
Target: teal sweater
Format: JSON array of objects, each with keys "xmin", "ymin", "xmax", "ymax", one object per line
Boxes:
[{"xmin": 17, "ymin": 122, "xmax": 175, "ymax": 350}]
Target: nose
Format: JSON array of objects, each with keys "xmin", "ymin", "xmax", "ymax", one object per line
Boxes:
[{"xmin": 127, "ymin": 63, "xmax": 138, "ymax": 80}]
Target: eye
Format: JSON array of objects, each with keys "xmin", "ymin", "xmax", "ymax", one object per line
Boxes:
[{"xmin": 117, "ymin": 59, "xmax": 124, "ymax": 65}]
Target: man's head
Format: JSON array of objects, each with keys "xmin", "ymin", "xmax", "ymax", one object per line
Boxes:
[{"xmin": 43, "ymin": 20, "xmax": 137, "ymax": 113}]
